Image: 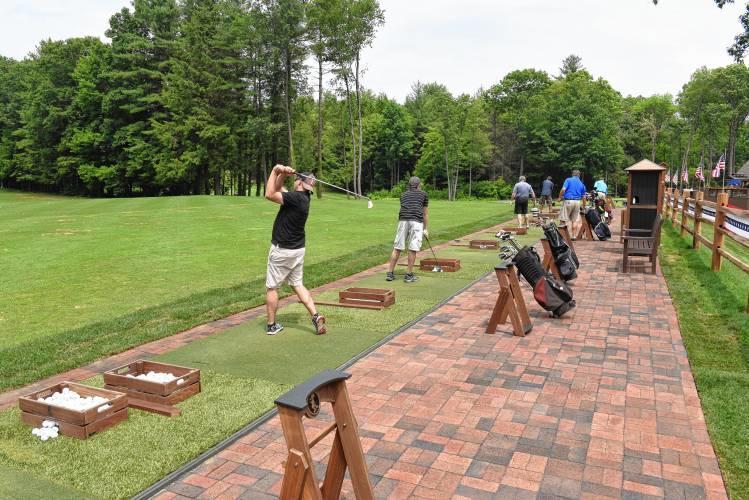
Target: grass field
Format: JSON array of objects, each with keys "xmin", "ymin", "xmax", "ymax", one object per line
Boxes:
[
  {"xmin": 0, "ymin": 189, "xmax": 513, "ymax": 390},
  {"xmin": 0, "ymin": 230, "xmax": 540, "ymax": 499},
  {"xmin": 660, "ymin": 222, "xmax": 749, "ymax": 499}
]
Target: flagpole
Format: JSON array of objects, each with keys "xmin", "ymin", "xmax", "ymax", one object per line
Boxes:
[{"xmin": 722, "ymin": 149, "xmax": 726, "ymax": 191}]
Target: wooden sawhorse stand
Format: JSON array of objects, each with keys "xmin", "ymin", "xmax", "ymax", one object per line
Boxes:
[
  {"xmin": 540, "ymin": 237, "xmax": 562, "ymax": 280},
  {"xmin": 275, "ymin": 370, "xmax": 373, "ymax": 500},
  {"xmin": 558, "ymin": 225, "xmax": 575, "ymax": 252},
  {"xmin": 485, "ymin": 263, "xmax": 532, "ymax": 337},
  {"xmin": 576, "ymin": 218, "xmax": 595, "ymax": 241}
]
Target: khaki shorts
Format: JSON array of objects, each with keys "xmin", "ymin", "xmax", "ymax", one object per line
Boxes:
[
  {"xmin": 266, "ymin": 244, "xmax": 305, "ymax": 289},
  {"xmin": 560, "ymin": 200, "xmax": 581, "ymax": 223},
  {"xmin": 393, "ymin": 220, "xmax": 423, "ymax": 252}
]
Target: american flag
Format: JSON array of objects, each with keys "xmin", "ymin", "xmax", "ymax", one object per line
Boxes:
[
  {"xmin": 712, "ymin": 153, "xmax": 725, "ymax": 178},
  {"xmin": 665, "ymin": 170, "xmax": 671, "ymax": 183},
  {"xmin": 682, "ymin": 167, "xmax": 689, "ymax": 182},
  {"xmin": 695, "ymin": 163, "xmax": 705, "ymax": 181},
  {"xmin": 674, "ymin": 168, "xmax": 680, "ymax": 184}
]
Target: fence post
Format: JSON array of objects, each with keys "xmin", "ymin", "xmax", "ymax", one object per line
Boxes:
[
  {"xmin": 664, "ymin": 188, "xmax": 670, "ymax": 217},
  {"xmin": 711, "ymin": 192, "xmax": 729, "ymax": 272},
  {"xmin": 680, "ymin": 189, "xmax": 690, "ymax": 236},
  {"xmin": 672, "ymin": 189, "xmax": 680, "ymax": 223},
  {"xmin": 693, "ymin": 191, "xmax": 704, "ymax": 249}
]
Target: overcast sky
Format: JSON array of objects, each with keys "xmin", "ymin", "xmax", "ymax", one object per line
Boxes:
[{"xmin": 1, "ymin": 0, "xmax": 746, "ymax": 101}]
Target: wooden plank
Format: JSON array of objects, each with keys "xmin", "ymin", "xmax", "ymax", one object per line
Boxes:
[
  {"xmin": 718, "ymin": 226, "xmax": 749, "ymax": 247},
  {"xmin": 20, "ymin": 408, "xmax": 128, "ymax": 440},
  {"xmin": 280, "ymin": 449, "xmax": 314, "ymax": 500},
  {"xmin": 717, "ymin": 248, "xmax": 749, "ymax": 274},
  {"xmin": 104, "ymin": 380, "xmax": 201, "ymax": 406},
  {"xmin": 341, "ymin": 287, "xmax": 391, "ymax": 295},
  {"xmin": 695, "ymin": 233, "xmax": 713, "ymax": 249},
  {"xmin": 314, "ymin": 301, "xmax": 383, "ymax": 311},
  {"xmin": 321, "ymin": 432, "xmax": 346, "ymax": 500},
  {"xmin": 339, "ymin": 291, "xmax": 390, "ymax": 302},
  {"xmin": 309, "ymin": 422, "xmax": 338, "ymax": 449},
  {"xmin": 127, "ymin": 398, "xmax": 182, "ymax": 417}
]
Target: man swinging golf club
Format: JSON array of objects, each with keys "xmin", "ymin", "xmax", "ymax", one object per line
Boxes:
[
  {"xmin": 264, "ymin": 164, "xmax": 326, "ymax": 335},
  {"xmin": 386, "ymin": 176, "xmax": 429, "ymax": 283}
]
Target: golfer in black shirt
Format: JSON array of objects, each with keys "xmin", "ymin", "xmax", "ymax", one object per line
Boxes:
[
  {"xmin": 385, "ymin": 176, "xmax": 429, "ymax": 283},
  {"xmin": 264, "ymin": 165, "xmax": 326, "ymax": 335}
]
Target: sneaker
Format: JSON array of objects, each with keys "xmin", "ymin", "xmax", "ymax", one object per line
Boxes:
[
  {"xmin": 404, "ymin": 272, "xmax": 418, "ymax": 283},
  {"xmin": 312, "ymin": 313, "xmax": 327, "ymax": 335},
  {"xmin": 266, "ymin": 323, "xmax": 284, "ymax": 335},
  {"xmin": 386, "ymin": 271, "xmax": 395, "ymax": 281}
]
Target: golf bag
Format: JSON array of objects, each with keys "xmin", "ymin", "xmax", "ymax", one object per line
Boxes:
[
  {"xmin": 584, "ymin": 208, "xmax": 611, "ymax": 241},
  {"xmin": 542, "ymin": 222, "xmax": 579, "ymax": 281},
  {"xmin": 513, "ymin": 246, "xmax": 576, "ymax": 318}
]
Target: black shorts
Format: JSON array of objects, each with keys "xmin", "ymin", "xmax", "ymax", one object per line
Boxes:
[{"xmin": 514, "ymin": 199, "xmax": 529, "ymax": 214}]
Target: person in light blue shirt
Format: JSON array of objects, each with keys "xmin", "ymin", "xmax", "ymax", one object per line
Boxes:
[
  {"xmin": 558, "ymin": 169, "xmax": 586, "ymax": 238},
  {"xmin": 593, "ymin": 178, "xmax": 607, "ymax": 195}
]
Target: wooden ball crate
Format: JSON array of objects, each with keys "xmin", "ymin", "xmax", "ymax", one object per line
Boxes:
[
  {"xmin": 103, "ymin": 360, "xmax": 201, "ymax": 417},
  {"xmin": 18, "ymin": 382, "xmax": 128, "ymax": 439},
  {"xmin": 419, "ymin": 258, "xmax": 461, "ymax": 272}
]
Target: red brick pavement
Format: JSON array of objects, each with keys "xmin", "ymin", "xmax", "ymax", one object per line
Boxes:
[{"xmin": 154, "ymin": 221, "xmax": 728, "ymax": 499}]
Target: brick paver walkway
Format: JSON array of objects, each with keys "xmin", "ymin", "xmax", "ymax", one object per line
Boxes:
[{"xmin": 154, "ymin": 221, "xmax": 728, "ymax": 499}]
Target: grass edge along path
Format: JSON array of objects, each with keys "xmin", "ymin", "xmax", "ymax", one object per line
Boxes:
[
  {"xmin": 660, "ymin": 222, "xmax": 749, "ymax": 499},
  {"xmin": 0, "ymin": 210, "xmax": 511, "ymax": 392}
]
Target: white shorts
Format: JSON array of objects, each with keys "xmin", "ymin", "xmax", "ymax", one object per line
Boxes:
[
  {"xmin": 560, "ymin": 200, "xmax": 581, "ymax": 223},
  {"xmin": 393, "ymin": 220, "xmax": 424, "ymax": 252},
  {"xmin": 266, "ymin": 244, "xmax": 305, "ymax": 289}
]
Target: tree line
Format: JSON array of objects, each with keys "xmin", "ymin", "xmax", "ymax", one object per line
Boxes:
[{"xmin": 1, "ymin": 0, "xmax": 748, "ymax": 199}]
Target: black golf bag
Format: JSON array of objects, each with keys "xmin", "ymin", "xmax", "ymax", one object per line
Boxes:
[
  {"xmin": 513, "ymin": 246, "xmax": 576, "ymax": 318},
  {"xmin": 542, "ymin": 222, "xmax": 579, "ymax": 281},
  {"xmin": 584, "ymin": 208, "xmax": 611, "ymax": 241}
]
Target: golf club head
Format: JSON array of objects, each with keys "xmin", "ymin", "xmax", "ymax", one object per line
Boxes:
[{"xmin": 432, "ymin": 266, "xmax": 442, "ymax": 272}]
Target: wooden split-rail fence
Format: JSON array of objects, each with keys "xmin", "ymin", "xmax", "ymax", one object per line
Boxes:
[{"xmin": 663, "ymin": 188, "xmax": 749, "ymax": 313}]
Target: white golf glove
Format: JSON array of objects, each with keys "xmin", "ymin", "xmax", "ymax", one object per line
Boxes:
[{"xmin": 423, "ymin": 229, "xmax": 429, "ymax": 239}]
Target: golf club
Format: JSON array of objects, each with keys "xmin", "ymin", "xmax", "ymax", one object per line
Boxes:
[
  {"xmin": 423, "ymin": 234, "xmax": 443, "ymax": 272},
  {"xmin": 296, "ymin": 172, "xmax": 374, "ymax": 209}
]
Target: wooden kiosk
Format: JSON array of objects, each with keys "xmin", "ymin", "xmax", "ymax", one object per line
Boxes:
[{"xmin": 621, "ymin": 159, "xmax": 666, "ymax": 242}]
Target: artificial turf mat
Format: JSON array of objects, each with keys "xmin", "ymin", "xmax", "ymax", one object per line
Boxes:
[
  {"xmin": 0, "ymin": 464, "xmax": 91, "ymax": 500},
  {"xmin": 0, "ymin": 372, "xmax": 288, "ymax": 499}
]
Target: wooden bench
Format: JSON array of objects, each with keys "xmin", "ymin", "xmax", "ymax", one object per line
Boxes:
[{"xmin": 622, "ymin": 213, "xmax": 663, "ymax": 274}]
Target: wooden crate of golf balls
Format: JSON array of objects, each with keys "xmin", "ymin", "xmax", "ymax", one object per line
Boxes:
[
  {"xmin": 103, "ymin": 360, "xmax": 201, "ymax": 406},
  {"xmin": 19, "ymin": 382, "xmax": 128, "ymax": 440},
  {"xmin": 419, "ymin": 258, "xmax": 461, "ymax": 272}
]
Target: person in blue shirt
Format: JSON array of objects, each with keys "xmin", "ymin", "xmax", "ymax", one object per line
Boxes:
[
  {"xmin": 593, "ymin": 178, "xmax": 608, "ymax": 195},
  {"xmin": 558, "ymin": 169, "xmax": 586, "ymax": 238}
]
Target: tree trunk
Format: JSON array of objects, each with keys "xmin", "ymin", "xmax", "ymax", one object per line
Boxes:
[
  {"xmin": 355, "ymin": 52, "xmax": 363, "ymax": 196},
  {"xmin": 519, "ymin": 155, "xmax": 524, "ymax": 178},
  {"xmin": 469, "ymin": 165, "xmax": 472, "ymax": 197},
  {"xmin": 444, "ymin": 146, "xmax": 451, "ymax": 201},
  {"xmin": 285, "ymin": 51, "xmax": 295, "ymax": 168},
  {"xmin": 343, "ymin": 71, "xmax": 357, "ymax": 194},
  {"xmin": 316, "ymin": 54, "xmax": 324, "ymax": 199}
]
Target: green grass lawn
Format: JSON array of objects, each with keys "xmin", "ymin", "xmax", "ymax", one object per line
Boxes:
[
  {"xmin": 0, "ymin": 189, "xmax": 513, "ymax": 390},
  {"xmin": 660, "ymin": 222, "xmax": 749, "ymax": 499},
  {"xmin": 0, "ymin": 372, "xmax": 288, "ymax": 499}
]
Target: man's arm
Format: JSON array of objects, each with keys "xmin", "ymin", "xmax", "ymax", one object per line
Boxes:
[
  {"xmin": 511, "ymin": 184, "xmax": 517, "ymax": 201},
  {"xmin": 265, "ymin": 164, "xmax": 295, "ymax": 205},
  {"xmin": 423, "ymin": 207, "xmax": 429, "ymax": 238}
]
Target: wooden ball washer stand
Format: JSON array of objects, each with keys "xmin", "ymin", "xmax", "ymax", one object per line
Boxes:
[{"xmin": 275, "ymin": 370, "xmax": 373, "ymax": 500}]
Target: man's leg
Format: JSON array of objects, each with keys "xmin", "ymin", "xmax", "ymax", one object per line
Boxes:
[
  {"xmin": 407, "ymin": 250, "xmax": 417, "ymax": 273},
  {"xmin": 291, "ymin": 284, "xmax": 317, "ymax": 316},
  {"xmin": 387, "ymin": 248, "xmax": 402, "ymax": 273},
  {"xmin": 266, "ymin": 288, "xmax": 279, "ymax": 324}
]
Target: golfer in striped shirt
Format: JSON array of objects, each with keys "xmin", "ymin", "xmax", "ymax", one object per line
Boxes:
[{"xmin": 386, "ymin": 177, "xmax": 429, "ymax": 283}]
